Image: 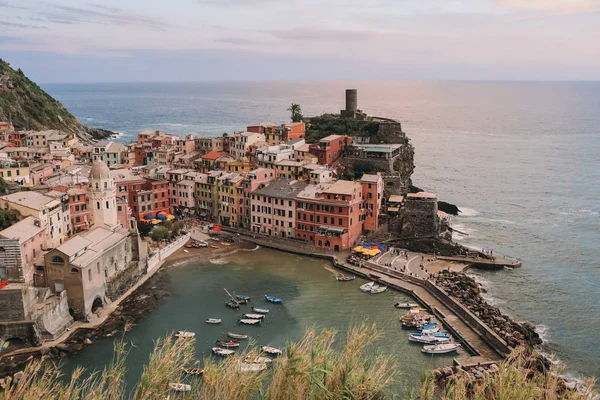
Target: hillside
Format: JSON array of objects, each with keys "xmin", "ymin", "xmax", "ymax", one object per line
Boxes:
[{"xmin": 0, "ymin": 59, "xmax": 113, "ymax": 142}]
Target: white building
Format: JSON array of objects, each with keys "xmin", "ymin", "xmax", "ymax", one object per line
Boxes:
[{"xmin": 88, "ymin": 160, "xmax": 119, "ymax": 229}]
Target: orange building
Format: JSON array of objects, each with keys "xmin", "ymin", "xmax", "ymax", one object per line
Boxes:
[
  {"xmin": 360, "ymin": 174, "xmax": 383, "ymax": 232},
  {"xmin": 248, "ymin": 122, "xmax": 305, "ymax": 145}
]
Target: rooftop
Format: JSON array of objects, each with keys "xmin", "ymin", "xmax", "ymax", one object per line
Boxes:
[
  {"xmin": 248, "ymin": 122, "xmax": 277, "ymax": 128},
  {"xmin": 360, "ymin": 174, "xmax": 382, "ymax": 183},
  {"xmin": 253, "ymin": 177, "xmax": 307, "ymax": 199},
  {"xmin": 106, "ymin": 142, "xmax": 125, "ymax": 153},
  {"xmin": 297, "ymin": 180, "xmax": 360, "ymax": 200},
  {"xmin": 388, "ymin": 195, "xmax": 404, "ymax": 203},
  {"xmin": 1, "ymin": 191, "xmax": 60, "ymax": 211},
  {"xmin": 202, "ymin": 151, "xmax": 225, "ymax": 160},
  {"xmin": 320, "ymin": 134, "xmax": 343, "ymax": 142},
  {"xmin": 55, "ymin": 226, "xmax": 128, "ymax": 267},
  {"xmin": 353, "ymin": 144, "xmax": 402, "ymax": 153},
  {"xmin": 0, "ymin": 216, "xmax": 45, "ymax": 243},
  {"xmin": 111, "ymin": 169, "xmax": 145, "ymax": 183},
  {"xmin": 407, "ymin": 192, "xmax": 437, "ymax": 200}
]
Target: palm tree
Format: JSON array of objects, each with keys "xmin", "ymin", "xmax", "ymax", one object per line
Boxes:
[{"xmin": 287, "ymin": 103, "xmax": 303, "ymax": 122}]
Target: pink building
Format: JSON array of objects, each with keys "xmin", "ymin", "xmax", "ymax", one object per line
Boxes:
[
  {"xmin": 175, "ymin": 179, "xmax": 196, "ymax": 211},
  {"xmin": 250, "ymin": 178, "xmax": 307, "ymax": 238},
  {"xmin": 360, "ymin": 174, "xmax": 383, "ymax": 232},
  {"xmin": 0, "ymin": 216, "xmax": 47, "ymax": 283},
  {"xmin": 30, "ymin": 163, "xmax": 55, "ymax": 186},
  {"xmin": 239, "ymin": 168, "xmax": 276, "ymax": 229}
]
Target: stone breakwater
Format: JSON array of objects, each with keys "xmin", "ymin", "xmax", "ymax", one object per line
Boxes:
[{"xmin": 435, "ymin": 271, "xmax": 542, "ymax": 348}]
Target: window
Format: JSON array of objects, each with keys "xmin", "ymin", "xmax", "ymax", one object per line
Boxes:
[
  {"xmin": 97, "ymin": 201, "xmax": 101, "ymax": 209},
  {"xmin": 76, "ymin": 216, "xmax": 81, "ymax": 223},
  {"xmin": 88, "ymin": 269, "xmax": 92, "ymax": 281},
  {"xmin": 106, "ymin": 201, "xmax": 109, "ymax": 209},
  {"xmin": 51, "ymin": 256, "xmax": 64, "ymax": 264},
  {"xmin": 339, "ymin": 218, "xmax": 343, "ymax": 225},
  {"xmin": 71, "ymin": 268, "xmax": 79, "ymax": 273}
]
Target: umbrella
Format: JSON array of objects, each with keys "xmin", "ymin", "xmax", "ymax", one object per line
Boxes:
[
  {"xmin": 166, "ymin": 214, "xmax": 176, "ymax": 221},
  {"xmin": 151, "ymin": 219, "xmax": 162, "ymax": 225},
  {"xmin": 157, "ymin": 211, "xmax": 167, "ymax": 216},
  {"xmin": 157, "ymin": 214, "xmax": 167, "ymax": 221},
  {"xmin": 353, "ymin": 246, "xmax": 364, "ymax": 253},
  {"xmin": 144, "ymin": 214, "xmax": 156, "ymax": 220}
]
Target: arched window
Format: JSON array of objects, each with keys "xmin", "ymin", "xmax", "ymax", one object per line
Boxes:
[
  {"xmin": 106, "ymin": 201, "xmax": 109, "ymax": 209},
  {"xmin": 36, "ymin": 266, "xmax": 45, "ymax": 271},
  {"xmin": 51, "ymin": 256, "xmax": 64, "ymax": 264},
  {"xmin": 318, "ymin": 240, "xmax": 322, "ymax": 246},
  {"xmin": 95, "ymin": 182, "xmax": 99, "ymax": 189},
  {"xmin": 104, "ymin": 182, "xmax": 107, "ymax": 189},
  {"xmin": 97, "ymin": 201, "xmax": 101, "ymax": 209},
  {"xmin": 71, "ymin": 268, "xmax": 79, "ymax": 273}
]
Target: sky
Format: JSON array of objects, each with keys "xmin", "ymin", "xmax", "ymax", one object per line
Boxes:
[{"xmin": 0, "ymin": 0, "xmax": 599, "ymax": 82}]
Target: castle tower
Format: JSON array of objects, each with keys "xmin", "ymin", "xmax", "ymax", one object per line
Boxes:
[
  {"xmin": 88, "ymin": 160, "xmax": 118, "ymax": 228},
  {"xmin": 340, "ymin": 89, "xmax": 366, "ymax": 120}
]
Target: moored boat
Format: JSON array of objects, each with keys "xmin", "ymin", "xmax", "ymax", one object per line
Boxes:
[
  {"xmin": 239, "ymin": 318, "xmax": 261, "ymax": 325},
  {"xmin": 169, "ymin": 383, "xmax": 191, "ymax": 392},
  {"xmin": 421, "ymin": 343, "xmax": 460, "ymax": 354},
  {"xmin": 359, "ymin": 282, "xmax": 375, "ymax": 292},
  {"xmin": 421, "ymin": 326, "xmax": 441, "ymax": 334},
  {"xmin": 227, "ymin": 332, "xmax": 248, "ymax": 339},
  {"xmin": 216, "ymin": 339, "xmax": 240, "ymax": 348},
  {"xmin": 243, "ymin": 313, "xmax": 264, "ymax": 320},
  {"xmin": 336, "ymin": 275, "xmax": 355, "ymax": 281},
  {"xmin": 205, "ymin": 318, "xmax": 222, "ymax": 324},
  {"xmin": 212, "ymin": 347, "xmax": 235, "ymax": 357},
  {"xmin": 175, "ymin": 331, "xmax": 195, "ymax": 338},
  {"xmin": 252, "ymin": 307, "xmax": 270, "ymax": 314},
  {"xmin": 417, "ymin": 323, "xmax": 438, "ymax": 331},
  {"xmin": 226, "ymin": 301, "xmax": 240, "ymax": 309},
  {"xmin": 265, "ymin": 295, "xmax": 283, "ymax": 304},
  {"xmin": 370, "ymin": 285, "xmax": 387, "ymax": 294},
  {"xmin": 240, "ymin": 362, "xmax": 268, "ymax": 372},
  {"xmin": 236, "ymin": 298, "xmax": 250, "ymax": 305},
  {"xmin": 244, "ymin": 356, "xmax": 273, "ymax": 364},
  {"xmin": 395, "ymin": 302, "xmax": 419, "ymax": 309},
  {"xmin": 183, "ymin": 367, "xmax": 204, "ymax": 375},
  {"xmin": 261, "ymin": 345, "xmax": 282, "ymax": 355},
  {"xmin": 409, "ymin": 333, "xmax": 451, "ymax": 344},
  {"xmin": 236, "ymin": 295, "xmax": 251, "ymax": 301}
]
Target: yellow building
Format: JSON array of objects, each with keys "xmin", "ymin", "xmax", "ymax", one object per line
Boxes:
[
  {"xmin": 0, "ymin": 166, "xmax": 32, "ymax": 186},
  {"xmin": 195, "ymin": 171, "xmax": 224, "ymax": 220},
  {"xmin": 226, "ymin": 158, "xmax": 254, "ymax": 173},
  {"xmin": 217, "ymin": 173, "xmax": 244, "ymax": 227}
]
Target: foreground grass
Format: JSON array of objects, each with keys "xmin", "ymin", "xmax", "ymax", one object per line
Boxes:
[{"xmin": 0, "ymin": 324, "xmax": 596, "ymax": 399}]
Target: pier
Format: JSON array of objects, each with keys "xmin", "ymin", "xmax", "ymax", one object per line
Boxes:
[{"xmin": 437, "ymin": 256, "xmax": 521, "ymax": 270}]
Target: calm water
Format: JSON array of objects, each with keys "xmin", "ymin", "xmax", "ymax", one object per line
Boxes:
[
  {"xmin": 44, "ymin": 81, "xmax": 600, "ymax": 380},
  {"xmin": 62, "ymin": 249, "xmax": 453, "ymax": 395}
]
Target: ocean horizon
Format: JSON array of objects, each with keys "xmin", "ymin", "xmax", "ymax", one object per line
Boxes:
[{"xmin": 43, "ymin": 80, "xmax": 600, "ymax": 381}]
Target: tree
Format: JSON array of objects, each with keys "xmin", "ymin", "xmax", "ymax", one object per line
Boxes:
[
  {"xmin": 0, "ymin": 209, "xmax": 20, "ymax": 230},
  {"xmin": 151, "ymin": 227, "xmax": 170, "ymax": 242},
  {"xmin": 137, "ymin": 221, "xmax": 152, "ymax": 237},
  {"xmin": 287, "ymin": 103, "xmax": 303, "ymax": 123}
]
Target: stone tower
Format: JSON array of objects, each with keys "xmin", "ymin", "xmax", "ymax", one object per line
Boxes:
[
  {"xmin": 340, "ymin": 89, "xmax": 366, "ymax": 120},
  {"xmin": 88, "ymin": 160, "xmax": 118, "ymax": 228}
]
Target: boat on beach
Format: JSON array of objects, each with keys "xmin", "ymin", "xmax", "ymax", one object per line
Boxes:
[
  {"xmin": 265, "ymin": 295, "xmax": 283, "ymax": 304},
  {"xmin": 371, "ymin": 285, "xmax": 387, "ymax": 294},
  {"xmin": 243, "ymin": 313, "xmax": 264, "ymax": 320},
  {"xmin": 409, "ymin": 333, "xmax": 451, "ymax": 344},
  {"xmin": 261, "ymin": 345, "xmax": 282, "ymax": 355},
  {"xmin": 212, "ymin": 347, "xmax": 235, "ymax": 357},
  {"xmin": 169, "ymin": 383, "xmax": 191, "ymax": 392},
  {"xmin": 252, "ymin": 307, "xmax": 270, "ymax": 314},
  {"xmin": 336, "ymin": 275, "xmax": 355, "ymax": 281},
  {"xmin": 239, "ymin": 318, "xmax": 261, "ymax": 325},
  {"xmin": 421, "ymin": 343, "xmax": 460, "ymax": 354},
  {"xmin": 216, "ymin": 339, "xmax": 240, "ymax": 348},
  {"xmin": 227, "ymin": 332, "xmax": 248, "ymax": 339},
  {"xmin": 205, "ymin": 318, "xmax": 222, "ymax": 324},
  {"xmin": 175, "ymin": 331, "xmax": 195, "ymax": 338},
  {"xmin": 395, "ymin": 302, "xmax": 419, "ymax": 309},
  {"xmin": 360, "ymin": 282, "xmax": 375, "ymax": 292}
]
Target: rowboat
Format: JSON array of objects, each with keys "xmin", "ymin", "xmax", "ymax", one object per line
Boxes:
[
  {"xmin": 227, "ymin": 332, "xmax": 248, "ymax": 339},
  {"xmin": 261, "ymin": 345, "xmax": 282, "ymax": 355},
  {"xmin": 175, "ymin": 331, "xmax": 195, "ymax": 338},
  {"xmin": 239, "ymin": 319, "xmax": 261, "ymax": 325},
  {"xmin": 244, "ymin": 356, "xmax": 273, "ymax": 364},
  {"xmin": 236, "ymin": 298, "xmax": 249, "ymax": 304},
  {"xmin": 410, "ymin": 307, "xmax": 427, "ymax": 313},
  {"xmin": 169, "ymin": 383, "xmax": 191, "ymax": 392},
  {"xmin": 243, "ymin": 313, "xmax": 264, "ymax": 320},
  {"xmin": 409, "ymin": 333, "xmax": 451, "ymax": 344},
  {"xmin": 265, "ymin": 295, "xmax": 283, "ymax": 304},
  {"xmin": 183, "ymin": 368, "xmax": 204, "ymax": 375},
  {"xmin": 206, "ymin": 318, "xmax": 222, "ymax": 324},
  {"xmin": 421, "ymin": 343, "xmax": 460, "ymax": 354},
  {"xmin": 370, "ymin": 285, "xmax": 387, "ymax": 294},
  {"xmin": 359, "ymin": 282, "xmax": 375, "ymax": 292},
  {"xmin": 336, "ymin": 275, "xmax": 355, "ymax": 281},
  {"xmin": 418, "ymin": 323, "xmax": 438, "ymax": 331},
  {"xmin": 216, "ymin": 339, "xmax": 240, "ymax": 348},
  {"xmin": 226, "ymin": 301, "xmax": 240, "ymax": 309},
  {"xmin": 252, "ymin": 307, "xmax": 270, "ymax": 314},
  {"xmin": 395, "ymin": 302, "xmax": 419, "ymax": 309},
  {"xmin": 240, "ymin": 362, "xmax": 268, "ymax": 372},
  {"xmin": 421, "ymin": 326, "xmax": 441, "ymax": 334},
  {"xmin": 212, "ymin": 347, "xmax": 235, "ymax": 357},
  {"xmin": 236, "ymin": 295, "xmax": 251, "ymax": 301}
]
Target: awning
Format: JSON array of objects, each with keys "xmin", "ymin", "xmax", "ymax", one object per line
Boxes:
[
  {"xmin": 144, "ymin": 214, "xmax": 156, "ymax": 220},
  {"xmin": 387, "ymin": 207, "xmax": 399, "ymax": 212}
]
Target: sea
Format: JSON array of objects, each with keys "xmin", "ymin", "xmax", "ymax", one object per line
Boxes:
[{"xmin": 43, "ymin": 81, "xmax": 600, "ymax": 383}]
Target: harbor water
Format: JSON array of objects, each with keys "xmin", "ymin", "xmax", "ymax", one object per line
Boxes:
[
  {"xmin": 45, "ymin": 81, "xmax": 600, "ymax": 380},
  {"xmin": 61, "ymin": 248, "xmax": 455, "ymax": 394}
]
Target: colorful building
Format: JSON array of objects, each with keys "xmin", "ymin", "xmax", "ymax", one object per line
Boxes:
[
  {"xmin": 360, "ymin": 173, "xmax": 383, "ymax": 232},
  {"xmin": 308, "ymin": 135, "xmax": 352, "ymax": 166}
]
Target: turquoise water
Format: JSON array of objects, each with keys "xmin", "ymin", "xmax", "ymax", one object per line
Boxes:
[
  {"xmin": 62, "ymin": 248, "xmax": 455, "ymax": 395},
  {"xmin": 44, "ymin": 81, "xmax": 600, "ymax": 380}
]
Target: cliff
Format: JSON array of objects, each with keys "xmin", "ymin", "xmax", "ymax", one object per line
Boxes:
[{"xmin": 0, "ymin": 59, "xmax": 114, "ymax": 142}]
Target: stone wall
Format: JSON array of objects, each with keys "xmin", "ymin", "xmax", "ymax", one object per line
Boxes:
[
  {"xmin": 401, "ymin": 198, "xmax": 439, "ymax": 238},
  {"xmin": 32, "ymin": 291, "xmax": 73, "ymax": 341},
  {"xmin": 0, "ymin": 289, "xmax": 25, "ymax": 321},
  {"xmin": 0, "ymin": 239, "xmax": 23, "ymax": 282},
  {"xmin": 105, "ymin": 261, "xmax": 142, "ymax": 302},
  {"xmin": 0, "ymin": 321, "xmax": 39, "ymax": 345}
]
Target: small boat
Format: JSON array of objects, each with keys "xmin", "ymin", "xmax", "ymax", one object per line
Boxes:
[
  {"xmin": 395, "ymin": 302, "xmax": 419, "ymax": 309},
  {"xmin": 209, "ymin": 245, "xmax": 219, "ymax": 249},
  {"xmin": 239, "ymin": 319, "xmax": 261, "ymax": 325},
  {"xmin": 227, "ymin": 332, "xmax": 248, "ymax": 339},
  {"xmin": 244, "ymin": 356, "xmax": 273, "ymax": 364},
  {"xmin": 421, "ymin": 326, "xmax": 441, "ymax": 334},
  {"xmin": 212, "ymin": 347, "xmax": 235, "ymax": 357},
  {"xmin": 418, "ymin": 323, "xmax": 438, "ymax": 331},
  {"xmin": 195, "ymin": 240, "xmax": 208, "ymax": 247},
  {"xmin": 265, "ymin": 295, "xmax": 283, "ymax": 304},
  {"xmin": 236, "ymin": 298, "xmax": 250, "ymax": 305},
  {"xmin": 336, "ymin": 275, "xmax": 355, "ymax": 281},
  {"xmin": 169, "ymin": 383, "xmax": 191, "ymax": 392},
  {"xmin": 252, "ymin": 307, "xmax": 270, "ymax": 314},
  {"xmin": 220, "ymin": 242, "xmax": 231, "ymax": 246},
  {"xmin": 409, "ymin": 333, "xmax": 451, "ymax": 344},
  {"xmin": 183, "ymin": 368, "xmax": 204, "ymax": 375},
  {"xmin": 360, "ymin": 282, "xmax": 375, "ymax": 292},
  {"xmin": 240, "ymin": 362, "xmax": 268, "ymax": 372},
  {"xmin": 370, "ymin": 286, "xmax": 387, "ymax": 294},
  {"xmin": 421, "ymin": 343, "xmax": 461, "ymax": 354},
  {"xmin": 261, "ymin": 345, "xmax": 282, "ymax": 355},
  {"xmin": 206, "ymin": 318, "xmax": 222, "ymax": 324},
  {"xmin": 236, "ymin": 295, "xmax": 251, "ymax": 301},
  {"xmin": 185, "ymin": 242, "xmax": 193, "ymax": 248},
  {"xmin": 216, "ymin": 339, "xmax": 240, "ymax": 348},
  {"xmin": 175, "ymin": 331, "xmax": 195, "ymax": 338},
  {"xmin": 226, "ymin": 301, "xmax": 240, "ymax": 309},
  {"xmin": 243, "ymin": 313, "xmax": 264, "ymax": 320},
  {"xmin": 410, "ymin": 307, "xmax": 427, "ymax": 313}
]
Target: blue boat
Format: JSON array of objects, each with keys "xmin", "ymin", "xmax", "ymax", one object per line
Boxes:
[
  {"xmin": 417, "ymin": 323, "xmax": 438, "ymax": 331},
  {"xmin": 336, "ymin": 275, "xmax": 355, "ymax": 281},
  {"xmin": 265, "ymin": 295, "xmax": 283, "ymax": 304},
  {"xmin": 236, "ymin": 295, "xmax": 251, "ymax": 301}
]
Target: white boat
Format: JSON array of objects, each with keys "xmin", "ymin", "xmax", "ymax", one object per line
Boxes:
[
  {"xmin": 205, "ymin": 318, "xmax": 222, "ymax": 324},
  {"xmin": 409, "ymin": 334, "xmax": 451, "ymax": 344},
  {"xmin": 239, "ymin": 319, "xmax": 261, "ymax": 325},
  {"xmin": 243, "ymin": 313, "xmax": 265, "ymax": 320},
  {"xmin": 261, "ymin": 345, "xmax": 282, "ymax": 355},
  {"xmin": 169, "ymin": 383, "xmax": 192, "ymax": 392},
  {"xmin": 421, "ymin": 343, "xmax": 460, "ymax": 354},
  {"xmin": 244, "ymin": 356, "xmax": 273, "ymax": 364},
  {"xmin": 360, "ymin": 282, "xmax": 375, "ymax": 292},
  {"xmin": 212, "ymin": 347, "xmax": 235, "ymax": 357},
  {"xmin": 240, "ymin": 362, "xmax": 268, "ymax": 372},
  {"xmin": 371, "ymin": 286, "xmax": 387, "ymax": 294},
  {"xmin": 421, "ymin": 326, "xmax": 441, "ymax": 334},
  {"xmin": 395, "ymin": 302, "xmax": 419, "ymax": 309},
  {"xmin": 252, "ymin": 307, "xmax": 270, "ymax": 314},
  {"xmin": 175, "ymin": 331, "xmax": 195, "ymax": 338}
]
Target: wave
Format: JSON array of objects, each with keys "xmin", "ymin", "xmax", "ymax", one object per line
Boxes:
[
  {"xmin": 209, "ymin": 258, "xmax": 228, "ymax": 265},
  {"xmin": 534, "ymin": 324, "xmax": 550, "ymax": 343},
  {"xmin": 458, "ymin": 207, "xmax": 479, "ymax": 217},
  {"xmin": 488, "ymin": 219, "xmax": 517, "ymax": 225}
]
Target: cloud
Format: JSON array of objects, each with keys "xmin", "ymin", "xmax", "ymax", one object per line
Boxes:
[
  {"xmin": 494, "ymin": 0, "xmax": 598, "ymax": 13},
  {"xmin": 215, "ymin": 37, "xmax": 260, "ymax": 45},
  {"xmin": 0, "ymin": 1, "xmax": 28, "ymax": 10},
  {"xmin": 264, "ymin": 27, "xmax": 379, "ymax": 42},
  {"xmin": 0, "ymin": 21, "xmax": 48, "ymax": 30},
  {"xmin": 198, "ymin": 0, "xmax": 275, "ymax": 6},
  {"xmin": 40, "ymin": 3, "xmax": 172, "ymax": 30},
  {"xmin": 0, "ymin": 36, "xmax": 41, "ymax": 45}
]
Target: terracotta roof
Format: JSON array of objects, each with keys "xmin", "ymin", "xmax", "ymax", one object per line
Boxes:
[{"xmin": 202, "ymin": 151, "xmax": 225, "ymax": 160}]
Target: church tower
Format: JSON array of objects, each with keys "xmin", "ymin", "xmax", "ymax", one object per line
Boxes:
[{"xmin": 89, "ymin": 160, "xmax": 118, "ymax": 228}]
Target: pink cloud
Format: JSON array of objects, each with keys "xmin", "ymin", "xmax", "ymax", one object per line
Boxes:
[{"xmin": 494, "ymin": 0, "xmax": 598, "ymax": 13}]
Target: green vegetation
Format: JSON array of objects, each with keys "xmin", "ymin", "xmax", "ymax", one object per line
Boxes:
[
  {"xmin": 287, "ymin": 103, "xmax": 303, "ymax": 123},
  {"xmin": 0, "ymin": 178, "xmax": 9, "ymax": 194},
  {"xmin": 305, "ymin": 114, "xmax": 384, "ymax": 144},
  {"xmin": 0, "ymin": 209, "xmax": 20, "ymax": 230},
  {"xmin": 0, "ymin": 324, "xmax": 594, "ymax": 399},
  {"xmin": 136, "ymin": 221, "xmax": 152, "ymax": 238},
  {"xmin": 150, "ymin": 221, "xmax": 184, "ymax": 242}
]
